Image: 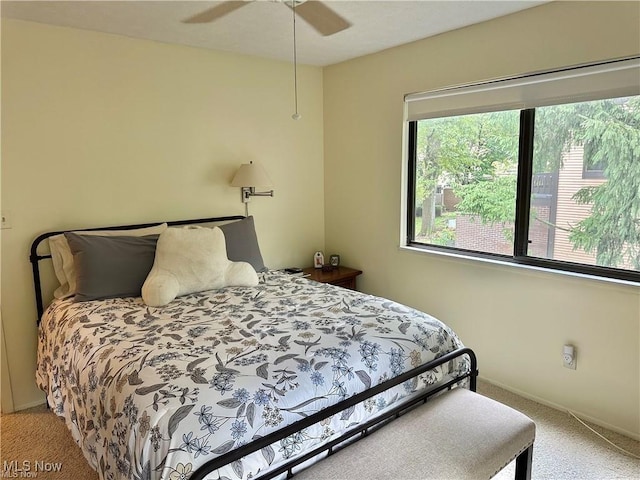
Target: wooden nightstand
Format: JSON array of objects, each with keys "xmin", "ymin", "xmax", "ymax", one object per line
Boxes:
[{"xmin": 302, "ymin": 266, "xmax": 363, "ymax": 290}]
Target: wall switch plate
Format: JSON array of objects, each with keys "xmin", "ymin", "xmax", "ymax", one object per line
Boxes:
[{"xmin": 1, "ymin": 211, "xmax": 12, "ymax": 229}]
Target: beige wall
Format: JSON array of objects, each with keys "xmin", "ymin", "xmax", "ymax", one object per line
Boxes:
[
  {"xmin": 1, "ymin": 19, "xmax": 325, "ymax": 409},
  {"xmin": 323, "ymin": 1, "xmax": 640, "ymax": 438}
]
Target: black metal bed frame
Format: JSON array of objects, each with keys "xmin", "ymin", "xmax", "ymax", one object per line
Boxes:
[
  {"xmin": 191, "ymin": 347, "xmax": 477, "ymax": 480},
  {"xmin": 29, "ymin": 215, "xmax": 244, "ymax": 321},
  {"xmin": 29, "ymin": 215, "xmax": 479, "ymax": 480}
]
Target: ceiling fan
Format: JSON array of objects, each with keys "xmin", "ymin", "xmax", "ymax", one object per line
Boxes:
[{"xmin": 182, "ymin": 0, "xmax": 352, "ymax": 36}]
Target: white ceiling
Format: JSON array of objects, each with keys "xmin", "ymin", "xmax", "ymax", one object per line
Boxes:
[{"xmin": 1, "ymin": 1, "xmax": 548, "ymax": 66}]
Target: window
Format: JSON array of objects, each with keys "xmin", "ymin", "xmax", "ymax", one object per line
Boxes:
[
  {"xmin": 404, "ymin": 58, "xmax": 640, "ymax": 283},
  {"xmin": 581, "ymin": 139, "xmax": 607, "ymax": 179}
]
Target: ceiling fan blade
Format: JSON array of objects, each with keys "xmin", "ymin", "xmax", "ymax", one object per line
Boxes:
[
  {"xmin": 182, "ymin": 1, "xmax": 248, "ymax": 24},
  {"xmin": 292, "ymin": 1, "xmax": 351, "ymax": 36}
]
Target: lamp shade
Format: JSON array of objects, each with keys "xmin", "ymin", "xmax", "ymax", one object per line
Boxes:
[{"xmin": 230, "ymin": 162, "xmax": 273, "ymax": 188}]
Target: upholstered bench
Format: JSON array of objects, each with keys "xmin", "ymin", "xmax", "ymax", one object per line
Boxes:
[{"xmin": 294, "ymin": 387, "xmax": 535, "ymax": 480}]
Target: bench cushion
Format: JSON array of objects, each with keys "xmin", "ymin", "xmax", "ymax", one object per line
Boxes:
[{"xmin": 294, "ymin": 388, "xmax": 535, "ymax": 480}]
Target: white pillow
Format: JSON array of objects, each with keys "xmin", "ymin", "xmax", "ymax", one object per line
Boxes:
[
  {"xmin": 49, "ymin": 223, "xmax": 168, "ymax": 299},
  {"xmin": 141, "ymin": 226, "xmax": 258, "ymax": 307}
]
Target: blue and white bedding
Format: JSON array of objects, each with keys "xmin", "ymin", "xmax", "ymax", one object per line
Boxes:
[{"xmin": 36, "ymin": 271, "xmax": 469, "ymax": 480}]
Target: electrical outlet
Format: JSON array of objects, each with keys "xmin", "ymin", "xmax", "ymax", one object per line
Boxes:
[
  {"xmin": 563, "ymin": 344, "xmax": 576, "ymax": 370},
  {"xmin": 1, "ymin": 211, "xmax": 12, "ymax": 230}
]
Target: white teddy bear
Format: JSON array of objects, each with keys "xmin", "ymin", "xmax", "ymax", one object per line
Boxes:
[{"xmin": 142, "ymin": 226, "xmax": 258, "ymax": 307}]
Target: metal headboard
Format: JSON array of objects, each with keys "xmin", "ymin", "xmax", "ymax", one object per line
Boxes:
[{"xmin": 29, "ymin": 215, "xmax": 245, "ymax": 322}]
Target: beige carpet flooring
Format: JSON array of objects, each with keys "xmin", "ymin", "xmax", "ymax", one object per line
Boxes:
[
  {"xmin": 1, "ymin": 380, "xmax": 638, "ymax": 479},
  {"xmin": 481, "ymin": 381, "xmax": 640, "ymax": 480},
  {"xmin": 0, "ymin": 402, "xmax": 99, "ymax": 480}
]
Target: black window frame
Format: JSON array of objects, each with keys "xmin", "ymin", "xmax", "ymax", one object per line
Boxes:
[
  {"xmin": 582, "ymin": 152, "xmax": 607, "ymax": 179},
  {"xmin": 406, "ymin": 109, "xmax": 640, "ymax": 284}
]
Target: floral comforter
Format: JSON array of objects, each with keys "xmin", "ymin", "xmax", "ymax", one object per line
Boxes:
[{"xmin": 37, "ymin": 271, "xmax": 468, "ymax": 480}]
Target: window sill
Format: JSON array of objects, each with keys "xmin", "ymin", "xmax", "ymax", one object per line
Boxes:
[{"xmin": 399, "ymin": 244, "xmax": 640, "ymax": 290}]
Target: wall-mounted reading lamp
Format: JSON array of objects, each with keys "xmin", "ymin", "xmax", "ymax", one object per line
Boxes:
[{"xmin": 230, "ymin": 161, "xmax": 274, "ymax": 216}]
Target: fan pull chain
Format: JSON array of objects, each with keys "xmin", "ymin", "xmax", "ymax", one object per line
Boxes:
[{"xmin": 291, "ymin": 1, "xmax": 301, "ymax": 120}]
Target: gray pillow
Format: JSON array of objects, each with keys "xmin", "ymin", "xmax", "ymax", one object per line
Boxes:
[
  {"xmin": 65, "ymin": 233, "xmax": 159, "ymax": 302},
  {"xmin": 219, "ymin": 216, "xmax": 267, "ymax": 273}
]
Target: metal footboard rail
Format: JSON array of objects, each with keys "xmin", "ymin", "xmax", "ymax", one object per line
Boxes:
[{"xmin": 190, "ymin": 347, "xmax": 478, "ymax": 480}]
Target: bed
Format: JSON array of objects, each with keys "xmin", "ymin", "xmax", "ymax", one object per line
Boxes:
[{"xmin": 31, "ymin": 215, "xmax": 477, "ymax": 480}]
